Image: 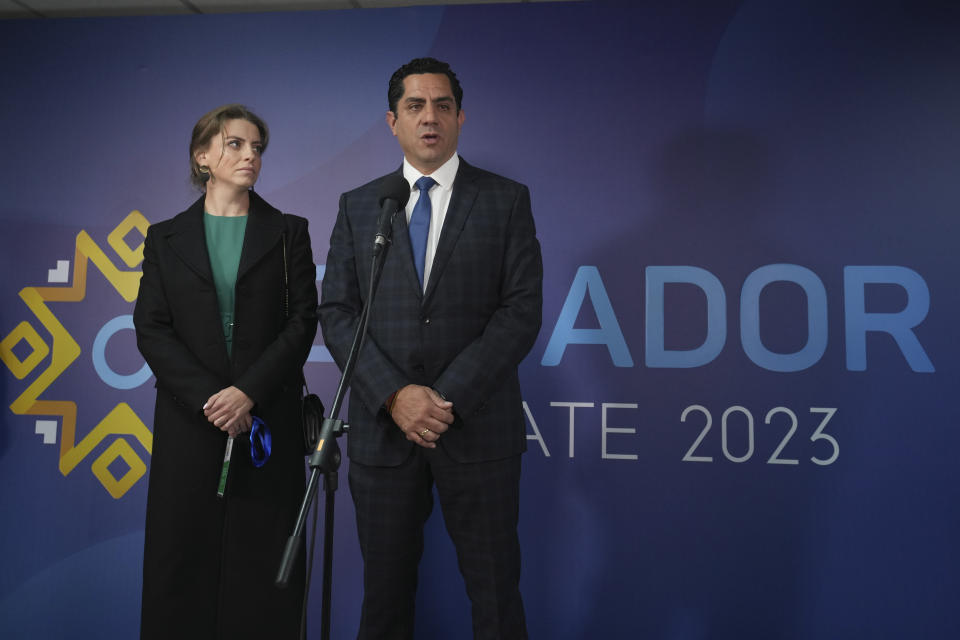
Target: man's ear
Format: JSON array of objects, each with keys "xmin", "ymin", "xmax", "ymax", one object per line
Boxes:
[{"xmin": 386, "ymin": 111, "xmax": 398, "ymax": 136}]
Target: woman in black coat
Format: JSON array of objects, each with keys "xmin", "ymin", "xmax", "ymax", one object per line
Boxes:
[{"xmin": 134, "ymin": 104, "xmax": 317, "ymax": 639}]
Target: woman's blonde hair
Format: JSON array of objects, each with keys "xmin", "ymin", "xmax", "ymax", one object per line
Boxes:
[{"xmin": 188, "ymin": 104, "xmax": 269, "ymax": 190}]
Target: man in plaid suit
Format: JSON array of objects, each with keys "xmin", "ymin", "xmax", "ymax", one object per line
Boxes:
[{"xmin": 319, "ymin": 57, "xmax": 543, "ymax": 639}]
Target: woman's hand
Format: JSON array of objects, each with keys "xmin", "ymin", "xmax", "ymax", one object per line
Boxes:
[
  {"xmin": 203, "ymin": 386, "xmax": 254, "ymax": 435},
  {"xmin": 224, "ymin": 412, "xmax": 253, "ymax": 438}
]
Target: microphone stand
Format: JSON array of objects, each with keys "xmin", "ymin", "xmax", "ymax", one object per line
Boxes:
[{"xmin": 276, "ymin": 223, "xmax": 394, "ymax": 640}]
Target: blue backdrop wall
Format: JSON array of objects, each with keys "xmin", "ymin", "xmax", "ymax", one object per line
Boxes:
[{"xmin": 1, "ymin": 1, "xmax": 958, "ymax": 638}]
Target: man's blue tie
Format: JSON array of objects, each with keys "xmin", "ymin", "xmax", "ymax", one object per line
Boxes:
[{"xmin": 409, "ymin": 176, "xmax": 436, "ymax": 287}]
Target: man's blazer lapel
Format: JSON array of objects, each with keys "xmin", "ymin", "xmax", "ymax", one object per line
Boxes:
[
  {"xmin": 394, "ymin": 207, "xmax": 426, "ymax": 298},
  {"xmin": 424, "ymin": 160, "xmax": 479, "ymax": 303},
  {"xmin": 385, "ymin": 171, "xmax": 425, "ymax": 297}
]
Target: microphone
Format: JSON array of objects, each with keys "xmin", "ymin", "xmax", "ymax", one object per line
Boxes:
[{"xmin": 373, "ymin": 173, "xmax": 412, "ymax": 257}]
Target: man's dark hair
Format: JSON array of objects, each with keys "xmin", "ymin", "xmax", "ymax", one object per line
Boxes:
[{"xmin": 388, "ymin": 57, "xmax": 463, "ymax": 115}]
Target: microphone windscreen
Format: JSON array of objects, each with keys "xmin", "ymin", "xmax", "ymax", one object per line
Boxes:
[{"xmin": 378, "ymin": 173, "xmax": 412, "ymax": 209}]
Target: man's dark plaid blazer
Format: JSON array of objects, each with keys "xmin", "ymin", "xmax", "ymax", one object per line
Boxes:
[{"xmin": 318, "ymin": 158, "xmax": 543, "ymax": 466}]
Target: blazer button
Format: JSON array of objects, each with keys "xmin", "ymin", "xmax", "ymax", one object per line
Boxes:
[{"xmin": 422, "ymin": 317, "xmax": 430, "ymax": 324}]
